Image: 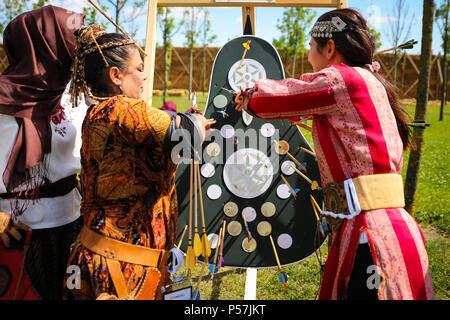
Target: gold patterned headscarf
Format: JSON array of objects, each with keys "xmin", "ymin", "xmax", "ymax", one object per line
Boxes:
[{"xmin": 69, "ymin": 24, "xmax": 135, "ymax": 106}]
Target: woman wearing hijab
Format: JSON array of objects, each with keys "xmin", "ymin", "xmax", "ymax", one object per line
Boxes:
[{"xmin": 0, "ymin": 5, "xmax": 86, "ymax": 300}]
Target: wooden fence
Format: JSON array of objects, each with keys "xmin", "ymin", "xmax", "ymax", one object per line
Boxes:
[{"xmin": 1, "ymin": 43, "xmax": 448, "ymax": 101}]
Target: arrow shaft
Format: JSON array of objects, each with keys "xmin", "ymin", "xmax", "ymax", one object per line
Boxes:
[
  {"xmin": 280, "ymin": 174, "xmax": 297, "ymax": 197},
  {"xmin": 290, "ymin": 163, "xmax": 312, "ymax": 184},
  {"xmin": 300, "ymin": 147, "xmax": 316, "ymax": 157}
]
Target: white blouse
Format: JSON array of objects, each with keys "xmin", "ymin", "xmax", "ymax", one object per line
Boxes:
[{"xmin": 0, "ymin": 87, "xmax": 88, "ymax": 229}]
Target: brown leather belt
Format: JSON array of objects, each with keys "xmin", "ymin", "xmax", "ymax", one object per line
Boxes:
[{"xmin": 79, "ymin": 226, "xmax": 170, "ymax": 299}]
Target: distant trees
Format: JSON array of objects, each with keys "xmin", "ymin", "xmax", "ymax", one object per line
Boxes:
[
  {"xmin": 158, "ymin": 7, "xmax": 185, "ymax": 102},
  {"xmin": 199, "ymin": 9, "xmax": 217, "ymax": 93},
  {"xmin": 0, "ymin": 0, "xmax": 49, "ymax": 38},
  {"xmin": 273, "ymin": 8, "xmax": 316, "ymax": 78},
  {"xmin": 183, "ymin": 7, "xmax": 201, "ymax": 98},
  {"xmin": 386, "ymin": 0, "xmax": 415, "ymax": 86}
]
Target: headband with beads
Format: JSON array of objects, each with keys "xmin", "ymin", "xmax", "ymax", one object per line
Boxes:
[
  {"xmin": 310, "ymin": 16, "xmax": 347, "ymax": 38},
  {"xmin": 69, "ymin": 24, "xmax": 135, "ymax": 107}
]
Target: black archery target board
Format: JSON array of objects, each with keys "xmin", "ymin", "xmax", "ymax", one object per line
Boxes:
[{"xmin": 175, "ymin": 35, "xmax": 325, "ymax": 268}]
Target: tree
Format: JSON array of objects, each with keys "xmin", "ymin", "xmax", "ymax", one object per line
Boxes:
[
  {"xmin": 158, "ymin": 7, "xmax": 185, "ymax": 103},
  {"xmin": 199, "ymin": 9, "xmax": 217, "ymax": 93},
  {"xmin": 404, "ymin": 0, "xmax": 435, "ymax": 216},
  {"xmin": 0, "ymin": 0, "xmax": 50, "ymax": 39},
  {"xmin": 386, "ymin": 0, "xmax": 415, "ymax": 86},
  {"xmin": 102, "ymin": 0, "xmax": 147, "ymax": 38},
  {"xmin": 273, "ymin": 8, "xmax": 316, "ymax": 78},
  {"xmin": 183, "ymin": 7, "xmax": 201, "ymax": 98},
  {"xmin": 435, "ymin": 0, "xmax": 450, "ymax": 121},
  {"xmin": 369, "ymin": 26, "xmax": 382, "ymax": 50},
  {"xmin": 83, "ymin": 3, "xmax": 109, "ymax": 29}
]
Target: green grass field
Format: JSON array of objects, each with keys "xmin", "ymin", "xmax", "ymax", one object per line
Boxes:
[{"xmin": 156, "ymin": 95, "xmax": 449, "ymax": 300}]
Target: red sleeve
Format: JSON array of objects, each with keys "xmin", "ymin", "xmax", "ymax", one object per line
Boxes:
[{"xmin": 248, "ymin": 69, "xmax": 338, "ymax": 120}]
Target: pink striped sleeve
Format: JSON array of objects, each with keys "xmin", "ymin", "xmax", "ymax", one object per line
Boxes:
[{"xmin": 248, "ymin": 70, "xmax": 338, "ymax": 120}]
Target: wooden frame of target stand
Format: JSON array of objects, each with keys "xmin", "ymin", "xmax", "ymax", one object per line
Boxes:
[{"xmin": 142, "ymin": 0, "xmax": 347, "ymax": 105}]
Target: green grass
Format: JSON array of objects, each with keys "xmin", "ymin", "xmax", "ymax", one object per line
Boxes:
[
  {"xmin": 402, "ymin": 104, "xmax": 450, "ymax": 234},
  {"xmin": 159, "ymin": 96, "xmax": 449, "ymax": 300},
  {"xmin": 151, "ymin": 94, "xmax": 208, "ymax": 112}
]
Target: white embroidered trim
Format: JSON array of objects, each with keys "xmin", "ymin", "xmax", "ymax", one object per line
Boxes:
[{"xmin": 321, "ymin": 178, "xmax": 362, "ymax": 219}]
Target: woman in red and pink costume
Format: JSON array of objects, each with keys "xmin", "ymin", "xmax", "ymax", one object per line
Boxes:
[{"xmin": 235, "ymin": 8, "xmax": 434, "ymax": 300}]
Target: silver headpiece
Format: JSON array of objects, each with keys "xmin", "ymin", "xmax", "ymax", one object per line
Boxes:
[{"xmin": 310, "ymin": 16, "xmax": 347, "ymax": 38}]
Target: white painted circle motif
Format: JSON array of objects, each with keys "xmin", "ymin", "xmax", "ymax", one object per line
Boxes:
[
  {"xmin": 281, "ymin": 161, "xmax": 295, "ymax": 175},
  {"xmin": 220, "ymin": 124, "xmax": 235, "ymax": 139},
  {"xmin": 260, "ymin": 123, "xmax": 276, "ymax": 137},
  {"xmin": 277, "ymin": 233, "xmax": 293, "ymax": 249},
  {"xmin": 228, "ymin": 58, "xmax": 267, "ymax": 92},
  {"xmin": 242, "ymin": 111, "xmax": 253, "ymax": 126},
  {"xmin": 242, "ymin": 207, "xmax": 257, "ymax": 222},
  {"xmin": 213, "ymin": 94, "xmax": 228, "ymax": 109},
  {"xmin": 207, "ymin": 184, "xmax": 222, "ymax": 200},
  {"xmin": 201, "ymin": 163, "xmax": 215, "ymax": 178},
  {"xmin": 223, "ymin": 148, "xmax": 274, "ymax": 199},
  {"xmin": 276, "ymin": 184, "xmax": 291, "ymax": 199}
]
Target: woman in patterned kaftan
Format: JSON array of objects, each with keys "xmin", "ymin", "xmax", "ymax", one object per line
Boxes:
[{"xmin": 63, "ymin": 25, "xmax": 215, "ymax": 300}]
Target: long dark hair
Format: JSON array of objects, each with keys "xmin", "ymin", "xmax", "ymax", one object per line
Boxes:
[{"xmin": 313, "ymin": 8, "xmax": 411, "ymax": 150}]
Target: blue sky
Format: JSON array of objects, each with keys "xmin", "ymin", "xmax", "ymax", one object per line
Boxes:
[{"xmin": 49, "ymin": 0, "xmax": 447, "ymax": 55}]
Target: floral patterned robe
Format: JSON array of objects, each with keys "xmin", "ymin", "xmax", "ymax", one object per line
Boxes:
[
  {"xmin": 248, "ymin": 63, "xmax": 434, "ymax": 300},
  {"xmin": 63, "ymin": 95, "xmax": 177, "ymax": 299}
]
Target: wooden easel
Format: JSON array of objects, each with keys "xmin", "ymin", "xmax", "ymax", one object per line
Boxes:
[{"xmin": 142, "ymin": 0, "xmax": 347, "ymax": 105}]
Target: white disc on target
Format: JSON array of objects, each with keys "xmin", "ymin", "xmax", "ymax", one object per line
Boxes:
[
  {"xmin": 201, "ymin": 163, "xmax": 215, "ymax": 178},
  {"xmin": 260, "ymin": 123, "xmax": 275, "ymax": 137},
  {"xmin": 276, "ymin": 184, "xmax": 291, "ymax": 199},
  {"xmin": 242, "ymin": 207, "xmax": 257, "ymax": 222},
  {"xmin": 207, "ymin": 184, "xmax": 222, "ymax": 200},
  {"xmin": 281, "ymin": 161, "xmax": 295, "ymax": 175},
  {"xmin": 208, "ymin": 233, "xmax": 219, "ymax": 249},
  {"xmin": 222, "ymin": 148, "xmax": 273, "ymax": 199},
  {"xmin": 228, "ymin": 58, "xmax": 267, "ymax": 92},
  {"xmin": 220, "ymin": 124, "xmax": 235, "ymax": 139},
  {"xmin": 277, "ymin": 233, "xmax": 293, "ymax": 249},
  {"xmin": 242, "ymin": 111, "xmax": 253, "ymax": 126},
  {"xmin": 213, "ymin": 94, "xmax": 228, "ymax": 109}
]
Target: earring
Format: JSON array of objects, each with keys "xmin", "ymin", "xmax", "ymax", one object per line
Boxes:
[{"xmin": 118, "ymin": 85, "xmax": 123, "ymax": 94}]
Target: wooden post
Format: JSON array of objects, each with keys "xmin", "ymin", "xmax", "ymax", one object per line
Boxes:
[
  {"xmin": 143, "ymin": 0, "xmax": 158, "ymax": 105},
  {"xmin": 242, "ymin": 6, "xmax": 256, "ymax": 35},
  {"xmin": 337, "ymin": 0, "xmax": 347, "ymax": 8}
]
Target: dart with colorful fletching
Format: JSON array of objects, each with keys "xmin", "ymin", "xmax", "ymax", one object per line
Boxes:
[
  {"xmin": 217, "ymin": 220, "xmax": 226, "ymax": 268},
  {"xmin": 269, "ymin": 235, "xmax": 288, "ymax": 290},
  {"xmin": 209, "ymin": 227, "xmax": 223, "ymax": 279}
]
